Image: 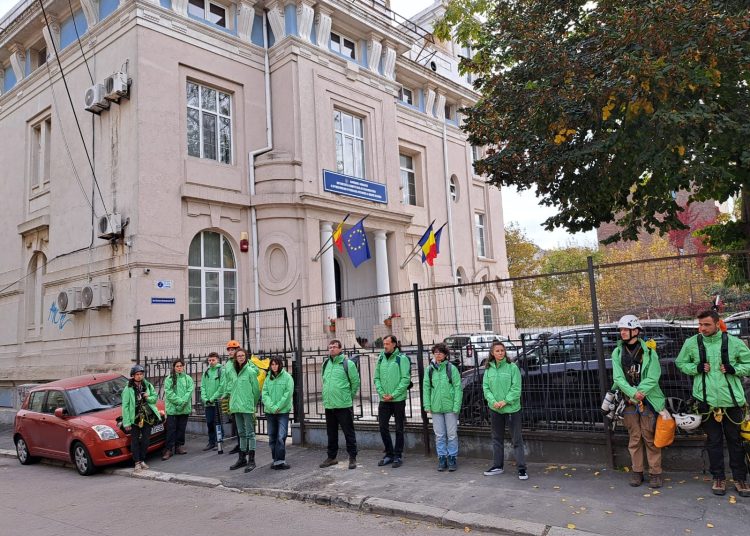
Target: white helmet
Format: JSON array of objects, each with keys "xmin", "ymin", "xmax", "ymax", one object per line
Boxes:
[
  {"xmin": 674, "ymin": 413, "xmax": 702, "ymax": 431},
  {"xmin": 617, "ymin": 315, "xmax": 642, "ymax": 330}
]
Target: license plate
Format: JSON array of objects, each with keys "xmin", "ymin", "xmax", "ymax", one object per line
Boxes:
[{"xmin": 151, "ymin": 423, "xmax": 164, "ymax": 433}]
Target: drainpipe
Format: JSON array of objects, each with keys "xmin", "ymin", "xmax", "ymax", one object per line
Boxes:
[
  {"xmin": 442, "ymin": 122, "xmax": 459, "ymax": 331},
  {"xmin": 249, "ymin": 12, "xmax": 273, "ymax": 342}
]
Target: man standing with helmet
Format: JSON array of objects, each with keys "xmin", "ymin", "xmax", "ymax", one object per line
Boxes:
[
  {"xmin": 676, "ymin": 310, "xmax": 750, "ymax": 497},
  {"xmin": 611, "ymin": 315, "xmax": 666, "ymax": 488}
]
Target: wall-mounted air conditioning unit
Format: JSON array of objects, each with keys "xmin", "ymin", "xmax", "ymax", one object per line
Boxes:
[
  {"xmin": 98, "ymin": 213, "xmax": 122, "ymax": 240},
  {"xmin": 57, "ymin": 287, "xmax": 83, "ymax": 313},
  {"xmin": 85, "ymin": 83, "xmax": 110, "ymax": 113},
  {"xmin": 104, "ymin": 72, "xmax": 129, "ymax": 102},
  {"xmin": 82, "ymin": 282, "xmax": 113, "ymax": 309}
]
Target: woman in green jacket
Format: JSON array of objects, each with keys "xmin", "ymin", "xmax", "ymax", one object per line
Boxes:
[
  {"xmin": 482, "ymin": 340, "xmax": 528, "ymax": 480},
  {"xmin": 261, "ymin": 356, "xmax": 294, "ymax": 469},
  {"xmin": 423, "ymin": 343, "xmax": 462, "ymax": 472},
  {"xmin": 162, "ymin": 358, "xmax": 194, "ymax": 460},
  {"xmin": 223, "ymin": 348, "xmax": 260, "ymax": 472},
  {"xmin": 121, "ymin": 364, "xmax": 161, "ymax": 472},
  {"xmin": 613, "ymin": 315, "xmax": 666, "ymax": 489}
]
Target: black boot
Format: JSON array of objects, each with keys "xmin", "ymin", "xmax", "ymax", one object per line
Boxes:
[
  {"xmin": 229, "ymin": 450, "xmax": 247, "ymax": 470},
  {"xmin": 244, "ymin": 450, "xmax": 256, "ymax": 473}
]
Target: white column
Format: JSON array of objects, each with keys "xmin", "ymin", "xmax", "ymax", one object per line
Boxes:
[
  {"xmin": 381, "ymin": 41, "xmax": 397, "ymax": 80},
  {"xmin": 367, "ymin": 33, "xmax": 382, "ymax": 73},
  {"xmin": 435, "ymin": 92, "xmax": 446, "ymax": 120},
  {"xmin": 374, "ymin": 230, "xmax": 391, "ymax": 320},
  {"xmin": 8, "ymin": 43, "xmax": 25, "ymax": 83},
  {"xmin": 267, "ymin": 0, "xmax": 286, "ymax": 42},
  {"xmin": 237, "ymin": 0, "xmax": 258, "ymax": 42},
  {"xmin": 296, "ymin": 0, "xmax": 314, "ymax": 42},
  {"xmin": 79, "ymin": 0, "xmax": 100, "ymax": 27},
  {"xmin": 321, "ymin": 222, "xmax": 337, "ymax": 320},
  {"xmin": 41, "ymin": 14, "xmax": 60, "ymax": 58},
  {"xmin": 314, "ymin": 5, "xmax": 332, "ymax": 49},
  {"xmin": 424, "ymin": 87, "xmax": 436, "ymax": 117}
]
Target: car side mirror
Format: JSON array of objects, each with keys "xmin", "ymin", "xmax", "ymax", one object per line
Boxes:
[{"xmin": 54, "ymin": 407, "xmax": 69, "ymax": 419}]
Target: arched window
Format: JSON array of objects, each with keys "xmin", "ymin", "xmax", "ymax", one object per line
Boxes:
[
  {"xmin": 26, "ymin": 252, "xmax": 46, "ymax": 333},
  {"xmin": 188, "ymin": 231, "xmax": 237, "ymax": 319},
  {"xmin": 449, "ymin": 175, "xmax": 458, "ymax": 202},
  {"xmin": 482, "ymin": 296, "xmax": 493, "ymax": 332}
]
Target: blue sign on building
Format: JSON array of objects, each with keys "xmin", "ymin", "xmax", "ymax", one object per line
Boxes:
[
  {"xmin": 323, "ymin": 170, "xmax": 387, "ymax": 204},
  {"xmin": 151, "ymin": 297, "xmax": 176, "ymax": 305}
]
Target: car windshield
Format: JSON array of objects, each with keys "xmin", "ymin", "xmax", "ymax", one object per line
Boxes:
[
  {"xmin": 444, "ymin": 337, "xmax": 470, "ymax": 348},
  {"xmin": 67, "ymin": 377, "xmax": 128, "ymax": 415}
]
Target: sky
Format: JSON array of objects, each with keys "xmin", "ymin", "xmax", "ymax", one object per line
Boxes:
[{"xmin": 0, "ymin": 0, "xmax": 598, "ymax": 250}]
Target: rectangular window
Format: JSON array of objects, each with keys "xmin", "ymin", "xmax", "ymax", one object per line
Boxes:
[
  {"xmin": 330, "ymin": 31, "xmax": 357, "ymax": 60},
  {"xmin": 188, "ymin": 0, "xmax": 227, "ymax": 28},
  {"xmin": 398, "ymin": 87, "xmax": 413, "ymax": 106},
  {"xmin": 399, "ymin": 154, "xmax": 416, "ymax": 206},
  {"xmin": 334, "ymin": 109, "xmax": 365, "ymax": 178},
  {"xmin": 29, "ymin": 117, "xmax": 51, "ymax": 190},
  {"xmin": 475, "ymin": 213, "xmax": 486, "ymax": 257},
  {"xmin": 444, "ymin": 103, "xmax": 453, "ymax": 120},
  {"xmin": 186, "ymin": 81, "xmax": 232, "ymax": 164}
]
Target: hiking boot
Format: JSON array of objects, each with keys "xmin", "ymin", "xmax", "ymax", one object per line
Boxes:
[
  {"xmin": 518, "ymin": 468, "xmax": 529, "ymax": 480},
  {"xmin": 276, "ymin": 463, "xmax": 290, "ymax": 470},
  {"xmin": 161, "ymin": 449, "xmax": 173, "ymax": 461},
  {"xmin": 734, "ymin": 480, "xmax": 750, "ymax": 497},
  {"xmin": 244, "ymin": 450, "xmax": 256, "ymax": 473},
  {"xmin": 392, "ymin": 456, "xmax": 403, "ymax": 468},
  {"xmin": 140, "ymin": 461, "xmax": 150, "ymax": 470},
  {"xmin": 229, "ymin": 450, "xmax": 247, "ymax": 470},
  {"xmin": 648, "ymin": 474, "xmax": 663, "ymax": 489},
  {"xmin": 319, "ymin": 458, "xmax": 338, "ymax": 468},
  {"xmin": 629, "ymin": 471, "xmax": 644, "ymax": 487},
  {"xmin": 229, "ymin": 444, "xmax": 241, "ymax": 454},
  {"xmin": 448, "ymin": 456, "xmax": 458, "ymax": 472},
  {"xmin": 176, "ymin": 446, "xmax": 188, "ymax": 455},
  {"xmin": 378, "ymin": 456, "xmax": 394, "ymax": 467},
  {"xmin": 711, "ymin": 478, "xmax": 726, "ymax": 496},
  {"xmin": 203, "ymin": 443, "xmax": 216, "ymax": 451},
  {"xmin": 483, "ymin": 466, "xmax": 504, "ymax": 476},
  {"xmin": 349, "ymin": 456, "xmax": 357, "ymax": 469},
  {"xmin": 437, "ymin": 456, "xmax": 448, "ymax": 472}
]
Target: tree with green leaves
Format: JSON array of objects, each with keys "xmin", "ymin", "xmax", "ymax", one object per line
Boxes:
[{"xmin": 435, "ymin": 0, "xmax": 750, "ymax": 247}]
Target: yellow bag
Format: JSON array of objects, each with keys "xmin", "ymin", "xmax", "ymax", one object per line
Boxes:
[
  {"xmin": 654, "ymin": 414, "xmax": 676, "ymax": 448},
  {"xmin": 251, "ymin": 355, "xmax": 270, "ymax": 390}
]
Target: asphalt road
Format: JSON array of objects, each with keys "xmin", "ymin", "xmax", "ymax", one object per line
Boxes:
[{"xmin": 0, "ymin": 456, "xmax": 491, "ymax": 536}]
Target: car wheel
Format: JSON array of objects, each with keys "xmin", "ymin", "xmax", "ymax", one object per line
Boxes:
[
  {"xmin": 15, "ymin": 436, "xmax": 38, "ymax": 465},
  {"xmin": 72, "ymin": 442, "xmax": 96, "ymax": 476}
]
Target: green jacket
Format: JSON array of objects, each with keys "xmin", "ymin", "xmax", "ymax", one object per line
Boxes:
[
  {"xmin": 482, "ymin": 358, "xmax": 522, "ymax": 414},
  {"xmin": 200, "ymin": 364, "xmax": 222, "ymax": 404},
  {"xmin": 322, "ymin": 353, "xmax": 360, "ymax": 409},
  {"xmin": 423, "ymin": 360, "xmax": 462, "ymax": 414},
  {"xmin": 164, "ymin": 372, "xmax": 194, "ymax": 415},
  {"xmin": 676, "ymin": 331, "xmax": 750, "ymax": 408},
  {"xmin": 261, "ymin": 369, "xmax": 294, "ymax": 414},
  {"xmin": 611, "ymin": 339, "xmax": 666, "ymax": 412},
  {"xmin": 223, "ymin": 361, "xmax": 260, "ymax": 414},
  {"xmin": 121, "ymin": 380, "xmax": 160, "ymax": 428},
  {"xmin": 374, "ymin": 349, "xmax": 411, "ymax": 402}
]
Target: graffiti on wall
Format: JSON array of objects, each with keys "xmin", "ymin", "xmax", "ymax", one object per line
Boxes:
[{"xmin": 48, "ymin": 302, "xmax": 73, "ymax": 330}]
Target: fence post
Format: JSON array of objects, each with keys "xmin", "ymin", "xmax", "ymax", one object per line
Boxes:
[
  {"xmin": 412, "ymin": 283, "xmax": 431, "ymax": 456},
  {"xmin": 135, "ymin": 319, "xmax": 141, "ymax": 365},
  {"xmin": 179, "ymin": 313, "xmax": 184, "ymax": 361},
  {"xmin": 230, "ymin": 308, "xmax": 236, "ymax": 342},
  {"xmin": 294, "ymin": 299, "xmax": 306, "ymax": 446},
  {"xmin": 587, "ymin": 256, "xmax": 615, "ymax": 469}
]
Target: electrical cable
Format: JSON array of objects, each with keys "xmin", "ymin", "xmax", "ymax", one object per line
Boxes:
[
  {"xmin": 65, "ymin": 0, "xmax": 94, "ymax": 84},
  {"xmin": 0, "ymin": 247, "xmax": 90, "ymax": 295}
]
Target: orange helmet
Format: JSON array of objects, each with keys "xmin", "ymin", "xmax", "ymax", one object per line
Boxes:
[{"xmin": 226, "ymin": 340, "xmax": 240, "ymax": 349}]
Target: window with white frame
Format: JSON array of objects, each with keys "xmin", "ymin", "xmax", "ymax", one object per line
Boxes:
[
  {"xmin": 334, "ymin": 109, "xmax": 365, "ymax": 178},
  {"xmin": 449, "ymin": 175, "xmax": 458, "ymax": 202},
  {"xmin": 444, "ymin": 103, "xmax": 453, "ymax": 120},
  {"xmin": 475, "ymin": 213, "xmax": 487, "ymax": 257},
  {"xmin": 330, "ymin": 31, "xmax": 357, "ymax": 60},
  {"xmin": 188, "ymin": 0, "xmax": 228, "ymax": 27},
  {"xmin": 398, "ymin": 87, "xmax": 414, "ymax": 106},
  {"xmin": 188, "ymin": 231, "xmax": 237, "ymax": 319},
  {"xmin": 456, "ymin": 267, "xmax": 465, "ymax": 295},
  {"xmin": 29, "ymin": 116, "xmax": 51, "ymax": 191},
  {"xmin": 26, "ymin": 252, "xmax": 46, "ymax": 333},
  {"xmin": 187, "ymin": 81, "xmax": 232, "ymax": 164},
  {"xmin": 482, "ymin": 296, "xmax": 493, "ymax": 331},
  {"xmin": 399, "ymin": 154, "xmax": 416, "ymax": 206}
]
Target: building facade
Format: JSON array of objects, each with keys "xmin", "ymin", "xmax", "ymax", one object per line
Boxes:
[{"xmin": 0, "ymin": 0, "xmax": 511, "ymax": 402}]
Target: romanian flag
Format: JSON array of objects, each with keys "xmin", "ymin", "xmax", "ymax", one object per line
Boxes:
[
  {"xmin": 418, "ymin": 224, "xmax": 438, "ymax": 266},
  {"xmin": 333, "ymin": 221, "xmax": 344, "ymax": 252}
]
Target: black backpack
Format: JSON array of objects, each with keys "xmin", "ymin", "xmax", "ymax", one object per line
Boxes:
[
  {"xmin": 322, "ymin": 354, "xmax": 360, "ymax": 389},
  {"xmin": 378, "ymin": 352, "xmax": 414, "ymax": 389}
]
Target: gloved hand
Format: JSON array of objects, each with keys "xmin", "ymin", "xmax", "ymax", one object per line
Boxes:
[{"xmin": 722, "ymin": 363, "xmax": 736, "ymax": 375}]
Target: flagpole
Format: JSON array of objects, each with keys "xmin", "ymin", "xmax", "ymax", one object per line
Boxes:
[{"xmin": 312, "ymin": 213, "xmax": 351, "ymax": 261}]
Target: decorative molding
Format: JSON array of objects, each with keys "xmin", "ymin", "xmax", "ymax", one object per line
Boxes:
[
  {"xmin": 171, "ymin": 0, "xmax": 189, "ymax": 17},
  {"xmin": 237, "ymin": 0, "xmax": 258, "ymax": 42},
  {"xmin": 18, "ymin": 215, "xmax": 51, "ymax": 237},
  {"xmin": 367, "ymin": 33, "xmax": 382, "ymax": 73},
  {"xmin": 314, "ymin": 4, "xmax": 332, "ymax": 49},
  {"xmin": 435, "ymin": 92, "xmax": 446, "ymax": 120},
  {"xmin": 79, "ymin": 0, "xmax": 100, "ymax": 28},
  {"xmin": 381, "ymin": 41, "xmax": 396, "ymax": 80},
  {"xmin": 40, "ymin": 14, "xmax": 61, "ymax": 58},
  {"xmin": 424, "ymin": 87, "xmax": 436, "ymax": 117},
  {"xmin": 8, "ymin": 43, "xmax": 25, "ymax": 82},
  {"xmin": 266, "ymin": 0, "xmax": 286, "ymax": 42},
  {"xmin": 296, "ymin": 0, "xmax": 314, "ymax": 42}
]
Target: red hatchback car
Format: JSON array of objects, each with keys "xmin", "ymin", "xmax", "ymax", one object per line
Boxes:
[{"xmin": 13, "ymin": 373, "xmax": 166, "ymax": 475}]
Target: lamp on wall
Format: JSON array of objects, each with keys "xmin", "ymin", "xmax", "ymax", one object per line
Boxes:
[{"xmin": 240, "ymin": 232, "xmax": 249, "ymax": 252}]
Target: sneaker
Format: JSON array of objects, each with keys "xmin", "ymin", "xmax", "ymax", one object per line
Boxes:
[
  {"xmin": 448, "ymin": 456, "xmax": 457, "ymax": 472},
  {"xmin": 629, "ymin": 472, "xmax": 644, "ymax": 487},
  {"xmin": 648, "ymin": 474, "xmax": 663, "ymax": 489},
  {"xmin": 133, "ymin": 462, "xmax": 143, "ymax": 473},
  {"xmin": 735, "ymin": 480, "xmax": 750, "ymax": 498},
  {"xmin": 348, "ymin": 456, "xmax": 357, "ymax": 469},
  {"xmin": 140, "ymin": 461, "xmax": 149, "ymax": 470},
  {"xmin": 392, "ymin": 457, "xmax": 403, "ymax": 468},
  {"xmin": 437, "ymin": 456, "xmax": 448, "ymax": 472},
  {"xmin": 712, "ymin": 478, "xmax": 726, "ymax": 496},
  {"xmin": 319, "ymin": 458, "xmax": 338, "ymax": 468},
  {"xmin": 518, "ymin": 469, "xmax": 529, "ymax": 480},
  {"xmin": 483, "ymin": 466, "xmax": 504, "ymax": 476},
  {"xmin": 276, "ymin": 463, "xmax": 291, "ymax": 470},
  {"xmin": 378, "ymin": 456, "xmax": 394, "ymax": 467}
]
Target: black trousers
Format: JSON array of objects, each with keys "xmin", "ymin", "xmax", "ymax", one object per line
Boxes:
[
  {"xmin": 378, "ymin": 400, "xmax": 406, "ymax": 457},
  {"xmin": 131, "ymin": 424, "xmax": 151, "ymax": 463},
  {"xmin": 165, "ymin": 414, "xmax": 189, "ymax": 450},
  {"xmin": 205, "ymin": 405, "xmax": 217, "ymax": 445},
  {"xmin": 700, "ymin": 404, "xmax": 747, "ymax": 480},
  {"xmin": 325, "ymin": 407, "xmax": 357, "ymax": 459}
]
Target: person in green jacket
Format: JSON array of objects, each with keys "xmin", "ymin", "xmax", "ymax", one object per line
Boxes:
[
  {"xmin": 676, "ymin": 309, "xmax": 750, "ymax": 497},
  {"xmin": 374, "ymin": 335, "xmax": 412, "ymax": 468},
  {"xmin": 261, "ymin": 356, "xmax": 294, "ymax": 469},
  {"xmin": 482, "ymin": 340, "xmax": 528, "ymax": 480},
  {"xmin": 223, "ymin": 348, "xmax": 260, "ymax": 472},
  {"xmin": 200, "ymin": 352, "xmax": 222, "ymax": 451},
  {"xmin": 611, "ymin": 315, "xmax": 666, "ymax": 489},
  {"xmin": 319, "ymin": 339, "xmax": 360, "ymax": 470},
  {"xmin": 424, "ymin": 343, "xmax": 462, "ymax": 472},
  {"xmin": 121, "ymin": 364, "xmax": 161, "ymax": 472},
  {"xmin": 223, "ymin": 340, "xmax": 241, "ymax": 454},
  {"xmin": 162, "ymin": 358, "xmax": 194, "ymax": 460}
]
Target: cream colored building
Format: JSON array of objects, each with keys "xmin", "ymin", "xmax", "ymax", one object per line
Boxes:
[{"xmin": 0, "ymin": 0, "xmax": 512, "ymax": 405}]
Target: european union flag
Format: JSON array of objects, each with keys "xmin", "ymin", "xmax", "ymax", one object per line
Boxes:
[{"xmin": 344, "ymin": 218, "xmax": 371, "ymax": 268}]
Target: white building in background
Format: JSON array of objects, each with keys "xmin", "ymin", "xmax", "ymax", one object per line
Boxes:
[{"xmin": 0, "ymin": 0, "xmax": 512, "ymax": 405}]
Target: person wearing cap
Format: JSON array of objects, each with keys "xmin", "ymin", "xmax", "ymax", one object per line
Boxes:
[
  {"xmin": 611, "ymin": 315, "xmax": 666, "ymax": 488},
  {"xmin": 222, "ymin": 340, "xmax": 242, "ymax": 454},
  {"xmin": 676, "ymin": 309, "xmax": 750, "ymax": 497},
  {"xmin": 121, "ymin": 365, "xmax": 161, "ymax": 472}
]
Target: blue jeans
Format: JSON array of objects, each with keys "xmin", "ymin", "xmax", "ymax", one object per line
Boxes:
[
  {"xmin": 432, "ymin": 412, "xmax": 459, "ymax": 457},
  {"xmin": 235, "ymin": 413, "xmax": 256, "ymax": 451},
  {"xmin": 266, "ymin": 413, "xmax": 289, "ymax": 464}
]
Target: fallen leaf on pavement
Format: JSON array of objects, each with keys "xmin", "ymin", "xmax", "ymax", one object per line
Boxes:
[
  {"xmin": 652, "ymin": 491, "xmax": 661, "ymax": 495},
  {"xmin": 643, "ymin": 494, "xmax": 651, "ymax": 497},
  {"xmin": 697, "ymin": 497, "xmax": 704, "ymax": 501},
  {"xmin": 594, "ymin": 471, "xmax": 601, "ymax": 476},
  {"xmin": 464, "ymin": 527, "xmax": 471, "ymax": 533},
  {"xmin": 604, "ymin": 511, "xmax": 613, "ymax": 515},
  {"xmin": 706, "ymin": 523, "xmax": 714, "ymax": 528},
  {"xmin": 553, "ymin": 486, "xmax": 560, "ymax": 490},
  {"xmin": 567, "ymin": 524, "xmax": 576, "ymax": 529}
]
